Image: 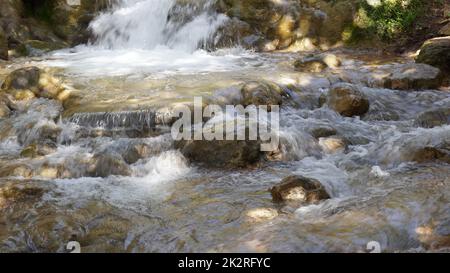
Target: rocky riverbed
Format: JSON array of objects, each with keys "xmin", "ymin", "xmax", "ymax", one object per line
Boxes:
[{"xmin": 0, "ymin": 0, "xmax": 449, "ymax": 253}]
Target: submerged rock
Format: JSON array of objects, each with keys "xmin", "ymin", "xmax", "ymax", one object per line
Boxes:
[
  {"xmin": 176, "ymin": 139, "xmax": 262, "ymax": 168},
  {"xmin": 269, "ymin": 175, "xmax": 330, "ymax": 204},
  {"xmin": 309, "ymin": 125, "xmax": 337, "ymax": 139},
  {"xmin": 414, "ymin": 108, "xmax": 450, "ymax": 128},
  {"xmin": 245, "ymin": 208, "xmax": 278, "ymax": 222},
  {"xmin": 411, "ymin": 147, "xmax": 450, "ymax": 164},
  {"xmin": 416, "ymin": 37, "xmax": 450, "ymax": 73},
  {"xmin": 0, "ymin": 184, "xmax": 45, "ymax": 209},
  {"xmin": 241, "ymin": 81, "xmax": 283, "ymax": 109},
  {"xmin": 321, "ymin": 83, "xmax": 369, "ymax": 117}
]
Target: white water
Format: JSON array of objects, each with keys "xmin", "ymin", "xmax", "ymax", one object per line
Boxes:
[{"xmin": 45, "ymin": 0, "xmax": 256, "ymax": 77}]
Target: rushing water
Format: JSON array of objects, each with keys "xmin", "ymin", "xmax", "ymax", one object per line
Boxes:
[{"xmin": 0, "ymin": 0, "xmax": 449, "ymax": 252}]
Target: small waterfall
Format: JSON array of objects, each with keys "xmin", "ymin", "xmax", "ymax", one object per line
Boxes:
[
  {"xmin": 68, "ymin": 110, "xmax": 160, "ymax": 129},
  {"xmin": 89, "ymin": 0, "xmax": 227, "ymax": 52}
]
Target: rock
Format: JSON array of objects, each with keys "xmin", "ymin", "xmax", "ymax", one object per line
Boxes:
[
  {"xmin": 0, "ymin": 29, "xmax": 8, "ymax": 60},
  {"xmin": 319, "ymin": 136, "xmax": 348, "ymax": 154},
  {"xmin": 269, "ymin": 175, "xmax": 330, "ymax": 204},
  {"xmin": 18, "ymin": 122, "xmax": 62, "ymax": 146},
  {"xmin": 246, "ymin": 208, "xmax": 278, "ymax": 222},
  {"xmin": 0, "ymin": 100, "xmax": 11, "ymax": 118},
  {"xmin": 88, "ymin": 153, "xmax": 131, "ymax": 178},
  {"xmin": 0, "ymin": 185, "xmax": 44, "ymax": 209},
  {"xmin": 0, "ymin": 164, "xmax": 33, "ymax": 178},
  {"xmin": 383, "ymin": 63, "xmax": 442, "ymax": 90},
  {"xmin": 20, "ymin": 141, "xmax": 57, "ymax": 158},
  {"xmin": 294, "ymin": 53, "xmax": 341, "ymax": 72},
  {"xmin": 309, "ymin": 126, "xmax": 337, "ymax": 139},
  {"xmin": 439, "ymin": 23, "xmax": 450, "ymax": 36},
  {"xmin": 411, "ymin": 147, "xmax": 450, "ymax": 164},
  {"xmin": 416, "ymin": 37, "xmax": 450, "ymax": 73},
  {"xmin": 294, "ymin": 56, "xmax": 327, "ymax": 73},
  {"xmin": 176, "ymin": 138, "xmax": 262, "ymax": 168},
  {"xmin": 6, "ymin": 89, "xmax": 36, "ymax": 101},
  {"xmin": 241, "ymin": 81, "xmax": 283, "ymax": 109},
  {"xmin": 414, "ymin": 108, "xmax": 450, "ymax": 128},
  {"xmin": 321, "ymin": 83, "xmax": 369, "ymax": 117},
  {"xmin": 1, "ymin": 67, "xmax": 65, "ymax": 100}
]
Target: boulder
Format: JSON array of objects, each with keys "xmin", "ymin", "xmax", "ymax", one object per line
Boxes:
[
  {"xmin": 383, "ymin": 63, "xmax": 442, "ymax": 90},
  {"xmin": 321, "ymin": 83, "xmax": 369, "ymax": 117},
  {"xmin": 414, "ymin": 108, "xmax": 450, "ymax": 128},
  {"xmin": 241, "ymin": 81, "xmax": 283, "ymax": 109},
  {"xmin": 1, "ymin": 67, "xmax": 65, "ymax": 100},
  {"xmin": 176, "ymin": 138, "xmax": 262, "ymax": 168},
  {"xmin": 269, "ymin": 175, "xmax": 330, "ymax": 204},
  {"xmin": 416, "ymin": 37, "xmax": 450, "ymax": 73}
]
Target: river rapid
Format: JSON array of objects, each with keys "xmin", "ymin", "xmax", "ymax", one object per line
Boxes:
[{"xmin": 0, "ymin": 0, "xmax": 449, "ymax": 252}]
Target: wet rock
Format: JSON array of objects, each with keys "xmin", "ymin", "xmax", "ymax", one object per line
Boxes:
[
  {"xmin": 411, "ymin": 147, "xmax": 450, "ymax": 164},
  {"xmin": 309, "ymin": 126, "xmax": 337, "ymax": 139},
  {"xmin": 0, "ymin": 100, "xmax": 11, "ymax": 118},
  {"xmin": 414, "ymin": 108, "xmax": 450, "ymax": 128},
  {"xmin": 0, "ymin": 164, "xmax": 33, "ymax": 178},
  {"xmin": 37, "ymin": 164, "xmax": 61, "ymax": 179},
  {"xmin": 383, "ymin": 63, "xmax": 442, "ymax": 90},
  {"xmin": 0, "ymin": 185, "xmax": 45, "ymax": 209},
  {"xmin": 88, "ymin": 153, "xmax": 131, "ymax": 178},
  {"xmin": 1, "ymin": 67, "xmax": 65, "ymax": 100},
  {"xmin": 0, "ymin": 29, "xmax": 7, "ymax": 60},
  {"xmin": 294, "ymin": 53, "xmax": 341, "ymax": 73},
  {"xmin": 176, "ymin": 139, "xmax": 262, "ymax": 168},
  {"xmin": 122, "ymin": 143, "xmax": 153, "ymax": 164},
  {"xmin": 269, "ymin": 175, "xmax": 330, "ymax": 204},
  {"xmin": 246, "ymin": 208, "xmax": 278, "ymax": 222},
  {"xmin": 319, "ymin": 136, "xmax": 349, "ymax": 154},
  {"xmin": 439, "ymin": 23, "xmax": 450, "ymax": 36},
  {"xmin": 17, "ymin": 122, "xmax": 62, "ymax": 147},
  {"xmin": 416, "ymin": 37, "xmax": 450, "ymax": 73},
  {"xmin": 321, "ymin": 83, "xmax": 369, "ymax": 117},
  {"xmin": 20, "ymin": 141, "xmax": 57, "ymax": 158},
  {"xmin": 241, "ymin": 81, "xmax": 283, "ymax": 109},
  {"xmin": 7, "ymin": 89, "xmax": 36, "ymax": 101}
]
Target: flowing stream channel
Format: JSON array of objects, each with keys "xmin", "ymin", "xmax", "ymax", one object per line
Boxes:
[{"xmin": 0, "ymin": 0, "xmax": 449, "ymax": 252}]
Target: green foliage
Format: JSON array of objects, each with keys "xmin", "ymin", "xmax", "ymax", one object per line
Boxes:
[{"xmin": 346, "ymin": 0, "xmax": 424, "ymax": 43}]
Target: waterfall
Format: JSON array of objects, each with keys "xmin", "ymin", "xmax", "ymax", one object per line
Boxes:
[{"xmin": 89, "ymin": 0, "xmax": 227, "ymax": 52}]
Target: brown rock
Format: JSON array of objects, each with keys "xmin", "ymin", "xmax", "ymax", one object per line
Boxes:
[
  {"xmin": 269, "ymin": 175, "xmax": 330, "ymax": 204},
  {"xmin": 416, "ymin": 37, "xmax": 450, "ymax": 73},
  {"xmin": 322, "ymin": 83, "xmax": 369, "ymax": 117}
]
